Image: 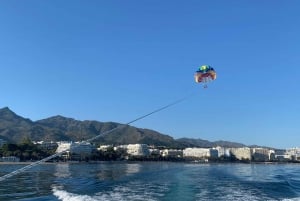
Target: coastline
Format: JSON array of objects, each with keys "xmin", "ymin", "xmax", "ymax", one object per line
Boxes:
[{"xmin": 1, "ymin": 160, "xmax": 300, "ymax": 165}]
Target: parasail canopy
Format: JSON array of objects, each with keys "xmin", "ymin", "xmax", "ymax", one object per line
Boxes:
[{"xmin": 194, "ymin": 65, "xmax": 217, "ymax": 87}]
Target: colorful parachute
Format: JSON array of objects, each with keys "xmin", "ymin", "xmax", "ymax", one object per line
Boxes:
[{"xmin": 194, "ymin": 65, "xmax": 217, "ymax": 87}]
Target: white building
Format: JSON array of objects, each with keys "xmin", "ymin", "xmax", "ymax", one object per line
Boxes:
[
  {"xmin": 252, "ymin": 148, "xmax": 275, "ymax": 161},
  {"xmin": 56, "ymin": 142, "xmax": 71, "ymax": 153},
  {"xmin": 34, "ymin": 141, "xmax": 58, "ymax": 150},
  {"xmin": 126, "ymin": 144, "xmax": 150, "ymax": 156},
  {"xmin": 98, "ymin": 145, "xmax": 113, "ymax": 151},
  {"xmin": 274, "ymin": 149, "xmax": 291, "ymax": 161},
  {"xmin": 183, "ymin": 148, "xmax": 217, "ymax": 158},
  {"xmin": 114, "ymin": 145, "xmax": 127, "ymax": 151},
  {"xmin": 160, "ymin": 149, "xmax": 183, "ymax": 158},
  {"xmin": 276, "ymin": 154, "xmax": 291, "ymax": 161},
  {"xmin": 215, "ymin": 146, "xmax": 231, "ymax": 157},
  {"xmin": 229, "ymin": 147, "xmax": 251, "ymax": 160},
  {"xmin": 286, "ymin": 148, "xmax": 300, "ymax": 161},
  {"xmin": 71, "ymin": 142, "xmax": 94, "ymax": 155},
  {"xmin": 56, "ymin": 141, "xmax": 94, "ymax": 159},
  {"xmin": 149, "ymin": 148, "xmax": 160, "ymax": 156},
  {"xmin": 0, "ymin": 156, "xmax": 20, "ymax": 162}
]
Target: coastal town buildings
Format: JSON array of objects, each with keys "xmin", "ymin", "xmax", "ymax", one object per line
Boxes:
[
  {"xmin": 286, "ymin": 148, "xmax": 300, "ymax": 161},
  {"xmin": 160, "ymin": 149, "xmax": 183, "ymax": 158},
  {"xmin": 2, "ymin": 137, "xmax": 300, "ymax": 163},
  {"xmin": 102, "ymin": 145, "xmax": 300, "ymax": 162}
]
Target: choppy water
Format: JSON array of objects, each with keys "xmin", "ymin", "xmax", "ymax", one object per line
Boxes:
[{"xmin": 0, "ymin": 162, "xmax": 300, "ymax": 201}]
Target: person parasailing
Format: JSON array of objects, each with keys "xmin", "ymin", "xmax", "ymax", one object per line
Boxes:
[{"xmin": 194, "ymin": 65, "xmax": 217, "ymax": 88}]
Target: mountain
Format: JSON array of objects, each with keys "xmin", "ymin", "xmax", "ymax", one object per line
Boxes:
[
  {"xmin": 0, "ymin": 107, "xmax": 34, "ymax": 142},
  {"xmin": 0, "ymin": 107, "xmax": 179, "ymax": 147},
  {"xmin": 0, "ymin": 107, "xmax": 246, "ymax": 148},
  {"xmin": 176, "ymin": 138, "xmax": 246, "ymax": 148},
  {"xmin": 36, "ymin": 116, "xmax": 178, "ymax": 147}
]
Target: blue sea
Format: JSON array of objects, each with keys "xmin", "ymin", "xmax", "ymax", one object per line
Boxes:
[{"xmin": 0, "ymin": 162, "xmax": 300, "ymax": 201}]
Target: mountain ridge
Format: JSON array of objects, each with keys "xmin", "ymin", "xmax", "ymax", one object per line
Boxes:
[{"xmin": 0, "ymin": 107, "xmax": 250, "ymax": 148}]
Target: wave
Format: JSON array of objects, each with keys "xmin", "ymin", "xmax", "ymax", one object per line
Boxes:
[
  {"xmin": 53, "ymin": 183, "xmax": 300, "ymax": 201},
  {"xmin": 52, "ymin": 185, "xmax": 300, "ymax": 201},
  {"xmin": 52, "ymin": 183, "xmax": 162, "ymax": 201},
  {"xmin": 51, "ymin": 163, "xmax": 300, "ymax": 201},
  {"xmin": 53, "ymin": 187, "xmax": 96, "ymax": 201}
]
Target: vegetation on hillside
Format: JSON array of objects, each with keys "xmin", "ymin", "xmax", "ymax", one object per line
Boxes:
[{"xmin": 0, "ymin": 107, "xmax": 248, "ymax": 149}]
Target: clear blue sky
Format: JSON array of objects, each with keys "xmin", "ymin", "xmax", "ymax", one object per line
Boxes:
[{"xmin": 0, "ymin": 1, "xmax": 299, "ymax": 149}]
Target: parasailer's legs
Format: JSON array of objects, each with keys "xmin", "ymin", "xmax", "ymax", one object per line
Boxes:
[{"xmin": 203, "ymin": 77, "xmax": 209, "ymax": 88}]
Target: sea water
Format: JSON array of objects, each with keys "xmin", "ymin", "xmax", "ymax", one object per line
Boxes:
[{"xmin": 0, "ymin": 162, "xmax": 300, "ymax": 201}]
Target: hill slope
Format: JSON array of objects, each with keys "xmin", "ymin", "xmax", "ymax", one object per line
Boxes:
[{"xmin": 0, "ymin": 107, "xmax": 247, "ymax": 148}]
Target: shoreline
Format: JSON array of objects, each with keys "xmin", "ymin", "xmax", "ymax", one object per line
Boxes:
[{"xmin": 0, "ymin": 160, "xmax": 300, "ymax": 165}]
